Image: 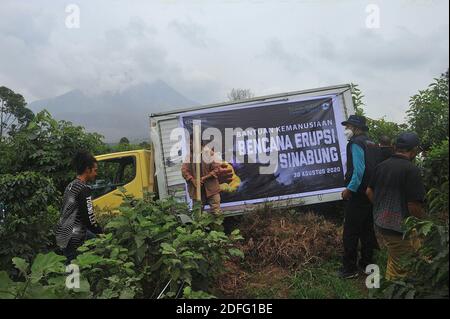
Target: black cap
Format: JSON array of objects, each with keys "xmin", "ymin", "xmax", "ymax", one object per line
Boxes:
[
  {"xmin": 395, "ymin": 132, "xmax": 421, "ymax": 150},
  {"xmin": 341, "ymin": 115, "xmax": 369, "ymax": 131}
]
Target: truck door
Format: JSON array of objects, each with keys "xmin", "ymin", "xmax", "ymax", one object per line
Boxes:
[{"xmin": 91, "ymin": 151, "xmax": 145, "ymax": 213}]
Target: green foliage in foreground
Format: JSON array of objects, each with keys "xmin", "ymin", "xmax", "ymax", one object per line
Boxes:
[
  {"xmin": 0, "ymin": 194, "xmax": 244, "ymax": 299},
  {"xmin": 0, "ymin": 252, "xmax": 90, "ymax": 299},
  {"xmin": 377, "ymin": 217, "xmax": 449, "ymax": 299},
  {"xmin": 407, "ymin": 70, "xmax": 449, "ymax": 152},
  {"xmin": 74, "ymin": 194, "xmax": 243, "ymax": 299},
  {"xmin": 422, "ymin": 139, "xmax": 449, "ymax": 216},
  {"xmin": 0, "ymin": 172, "xmax": 60, "ymax": 273}
]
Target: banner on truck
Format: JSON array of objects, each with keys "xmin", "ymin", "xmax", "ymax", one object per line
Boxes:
[{"xmin": 180, "ymin": 95, "xmax": 348, "ymax": 208}]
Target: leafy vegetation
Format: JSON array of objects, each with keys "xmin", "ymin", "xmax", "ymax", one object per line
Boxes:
[
  {"xmin": 351, "ymin": 84, "xmax": 407, "ymax": 143},
  {"xmin": 1, "ymin": 110, "xmax": 105, "ymax": 192},
  {"xmin": 73, "ymin": 193, "xmax": 243, "ymax": 299},
  {"xmin": 351, "ymin": 71, "xmax": 449, "ymax": 300},
  {"xmin": 407, "ymin": 70, "xmax": 449, "ymax": 152},
  {"xmin": 422, "ymin": 139, "xmax": 449, "ymax": 194},
  {"xmin": 0, "ymin": 172, "xmax": 60, "ymax": 274},
  {"xmin": 0, "ymin": 86, "xmax": 34, "ymax": 140},
  {"xmin": 0, "ymin": 252, "xmax": 90, "ymax": 299},
  {"xmin": 227, "ymin": 88, "xmax": 255, "ymax": 101},
  {"xmin": 0, "ymin": 193, "xmax": 243, "ymax": 299},
  {"xmin": 366, "ymin": 117, "xmax": 407, "ymax": 145},
  {"xmin": 377, "ymin": 217, "xmax": 449, "ymax": 299}
]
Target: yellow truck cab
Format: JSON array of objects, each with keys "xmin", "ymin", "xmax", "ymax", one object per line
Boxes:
[{"xmin": 92, "ymin": 150, "xmax": 155, "ymax": 212}]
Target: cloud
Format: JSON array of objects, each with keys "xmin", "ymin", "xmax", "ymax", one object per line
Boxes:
[
  {"xmin": 0, "ymin": 2, "xmax": 223, "ymax": 104},
  {"xmin": 0, "ymin": 0, "xmax": 448, "ymax": 123},
  {"xmin": 0, "ymin": 2, "xmax": 56, "ymax": 47},
  {"xmin": 327, "ymin": 26, "xmax": 449, "ymax": 75},
  {"xmin": 168, "ymin": 20, "xmax": 211, "ymax": 48},
  {"xmin": 0, "ymin": 10, "xmax": 179, "ymax": 100},
  {"xmin": 258, "ymin": 38, "xmax": 310, "ymax": 74}
]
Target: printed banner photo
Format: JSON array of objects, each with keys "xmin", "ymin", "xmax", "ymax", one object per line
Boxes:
[{"xmin": 181, "ymin": 96, "xmax": 347, "ymax": 207}]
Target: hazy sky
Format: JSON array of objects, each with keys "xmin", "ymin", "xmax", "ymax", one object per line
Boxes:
[{"xmin": 0, "ymin": 0, "xmax": 448, "ymax": 123}]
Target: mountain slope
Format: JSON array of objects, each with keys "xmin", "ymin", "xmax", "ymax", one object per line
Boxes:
[{"xmin": 28, "ymin": 80, "xmax": 197, "ymax": 142}]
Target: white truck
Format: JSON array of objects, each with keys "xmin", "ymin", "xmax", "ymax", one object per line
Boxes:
[{"xmin": 93, "ymin": 84, "xmax": 355, "ymax": 216}]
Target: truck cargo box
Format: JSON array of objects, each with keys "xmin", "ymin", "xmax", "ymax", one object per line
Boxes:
[{"xmin": 150, "ymin": 84, "xmax": 354, "ymax": 215}]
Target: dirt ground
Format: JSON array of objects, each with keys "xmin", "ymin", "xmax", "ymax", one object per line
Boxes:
[{"xmin": 215, "ymin": 208, "xmax": 350, "ymax": 298}]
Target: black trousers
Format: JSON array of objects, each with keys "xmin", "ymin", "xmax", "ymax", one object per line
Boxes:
[
  {"xmin": 63, "ymin": 238, "xmax": 81, "ymax": 265},
  {"xmin": 343, "ymin": 192, "xmax": 379, "ymax": 272},
  {"xmin": 62, "ymin": 230, "xmax": 97, "ymax": 265}
]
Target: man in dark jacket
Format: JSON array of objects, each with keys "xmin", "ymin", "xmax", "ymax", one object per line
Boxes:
[
  {"xmin": 55, "ymin": 151, "xmax": 103, "ymax": 263},
  {"xmin": 379, "ymin": 135, "xmax": 394, "ymax": 162},
  {"xmin": 339, "ymin": 115, "xmax": 378, "ymax": 278},
  {"xmin": 366, "ymin": 132, "xmax": 425, "ymax": 280}
]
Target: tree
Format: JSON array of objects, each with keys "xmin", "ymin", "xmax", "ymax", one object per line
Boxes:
[
  {"xmin": 406, "ymin": 70, "xmax": 449, "ymax": 218},
  {"xmin": 350, "ymin": 83, "xmax": 365, "ymax": 116},
  {"xmin": 366, "ymin": 117, "xmax": 407, "ymax": 144},
  {"xmin": 0, "ymin": 172, "xmax": 59, "ymax": 273},
  {"xmin": 350, "ymin": 83, "xmax": 406, "ymax": 143},
  {"xmin": 138, "ymin": 141, "xmax": 151, "ymax": 149},
  {"xmin": 406, "ymin": 70, "xmax": 449, "ymax": 151},
  {"xmin": 227, "ymin": 88, "xmax": 255, "ymax": 101},
  {"xmin": 119, "ymin": 137, "xmax": 130, "ymax": 145},
  {"xmin": 0, "ymin": 87, "xmax": 34, "ymax": 140},
  {"xmin": 5, "ymin": 110, "xmax": 106, "ymax": 192}
]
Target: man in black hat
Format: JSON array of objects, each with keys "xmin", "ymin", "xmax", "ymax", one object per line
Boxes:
[
  {"xmin": 339, "ymin": 115, "xmax": 378, "ymax": 279},
  {"xmin": 366, "ymin": 132, "xmax": 425, "ymax": 281}
]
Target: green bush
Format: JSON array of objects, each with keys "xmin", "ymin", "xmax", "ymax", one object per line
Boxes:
[
  {"xmin": 0, "ymin": 172, "xmax": 60, "ymax": 273},
  {"xmin": 366, "ymin": 117, "xmax": 407, "ymax": 144},
  {"xmin": 4, "ymin": 110, "xmax": 106, "ymax": 192},
  {"xmin": 350, "ymin": 83, "xmax": 407, "ymax": 144},
  {"xmin": 74, "ymin": 193, "xmax": 244, "ymax": 299},
  {"xmin": 426, "ymin": 181, "xmax": 449, "ymax": 217},
  {"xmin": 74, "ymin": 234, "xmax": 143, "ymax": 299},
  {"xmin": 379, "ymin": 217, "xmax": 449, "ymax": 299},
  {"xmin": 0, "ymin": 140, "xmax": 14, "ymax": 174},
  {"xmin": 407, "ymin": 70, "xmax": 449, "ymax": 152},
  {"xmin": 422, "ymin": 139, "xmax": 449, "ymax": 189},
  {"xmin": 420, "ymin": 139, "xmax": 449, "ymax": 217},
  {"xmin": 97, "ymin": 140, "xmax": 151, "ymax": 156},
  {"xmin": 0, "ymin": 252, "xmax": 90, "ymax": 299}
]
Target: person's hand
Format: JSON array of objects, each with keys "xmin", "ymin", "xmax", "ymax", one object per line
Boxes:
[
  {"xmin": 200, "ymin": 176, "xmax": 207, "ymax": 185},
  {"xmin": 341, "ymin": 188, "xmax": 353, "ymax": 200},
  {"xmin": 218, "ymin": 163, "xmax": 234, "ymax": 184}
]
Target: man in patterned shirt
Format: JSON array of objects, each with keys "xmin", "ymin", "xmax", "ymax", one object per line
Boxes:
[
  {"xmin": 55, "ymin": 151, "xmax": 103, "ymax": 263},
  {"xmin": 366, "ymin": 132, "xmax": 425, "ymax": 280}
]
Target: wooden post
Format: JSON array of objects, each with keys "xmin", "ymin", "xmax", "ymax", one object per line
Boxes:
[{"xmin": 193, "ymin": 121, "xmax": 201, "ymax": 202}]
